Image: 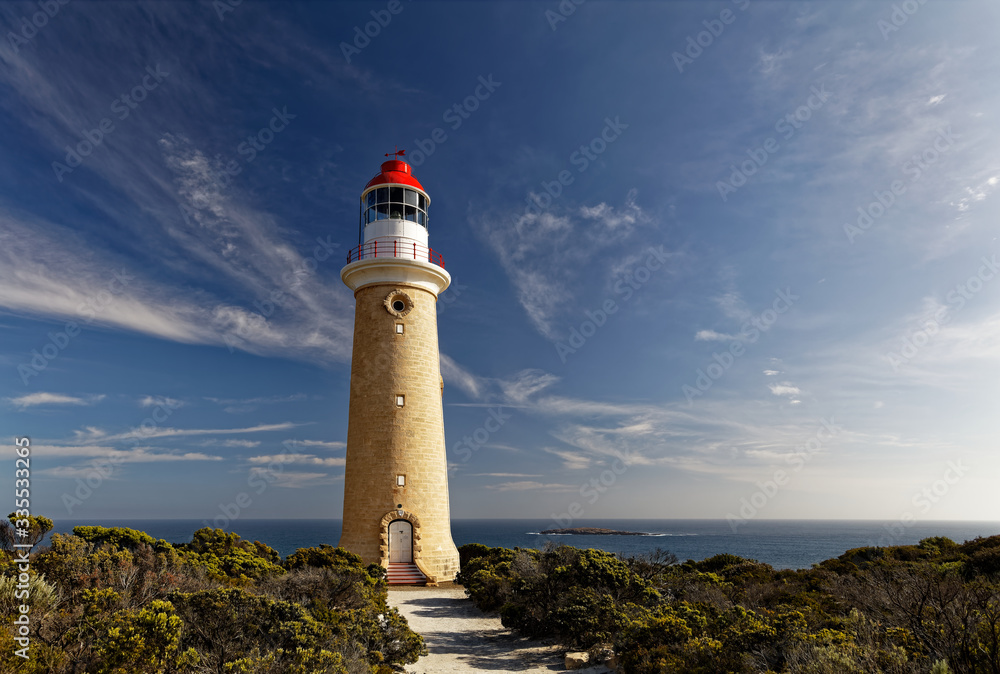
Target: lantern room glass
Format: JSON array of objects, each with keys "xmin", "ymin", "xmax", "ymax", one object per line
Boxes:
[{"xmin": 362, "ymin": 186, "xmax": 428, "ymax": 228}]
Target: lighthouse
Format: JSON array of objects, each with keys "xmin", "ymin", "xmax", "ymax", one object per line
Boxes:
[{"xmin": 338, "ymin": 155, "xmax": 460, "ymax": 584}]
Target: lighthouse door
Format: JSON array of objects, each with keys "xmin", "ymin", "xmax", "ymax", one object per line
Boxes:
[{"xmin": 389, "ymin": 520, "xmax": 412, "ymax": 563}]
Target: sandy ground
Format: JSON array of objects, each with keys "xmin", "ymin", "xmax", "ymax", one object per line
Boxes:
[{"xmin": 389, "ymin": 586, "xmax": 613, "ymax": 674}]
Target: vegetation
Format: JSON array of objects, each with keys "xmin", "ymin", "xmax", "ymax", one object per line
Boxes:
[
  {"xmin": 458, "ymin": 536, "xmax": 1000, "ymax": 674},
  {"xmin": 7, "ymin": 514, "xmax": 998, "ymax": 674},
  {"xmin": 1, "ymin": 515, "xmax": 424, "ymax": 674}
]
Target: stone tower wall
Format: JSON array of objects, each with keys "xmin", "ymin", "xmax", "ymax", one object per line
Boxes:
[{"xmin": 339, "ymin": 281, "xmax": 459, "ymax": 582}]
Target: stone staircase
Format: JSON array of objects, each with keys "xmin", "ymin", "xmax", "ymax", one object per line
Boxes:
[{"xmin": 387, "ymin": 562, "xmax": 427, "ymax": 585}]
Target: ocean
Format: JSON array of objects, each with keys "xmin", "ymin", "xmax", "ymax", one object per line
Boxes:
[{"xmin": 45, "ymin": 518, "xmax": 1000, "ymax": 570}]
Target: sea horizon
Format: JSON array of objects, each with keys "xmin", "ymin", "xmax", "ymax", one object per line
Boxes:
[{"xmin": 44, "ymin": 518, "xmax": 1000, "ymax": 571}]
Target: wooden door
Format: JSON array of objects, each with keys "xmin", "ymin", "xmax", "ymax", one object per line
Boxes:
[{"xmin": 389, "ymin": 520, "xmax": 412, "ymax": 563}]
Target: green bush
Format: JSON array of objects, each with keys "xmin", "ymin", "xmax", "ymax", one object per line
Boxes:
[{"xmin": 1, "ymin": 519, "xmax": 423, "ymax": 673}]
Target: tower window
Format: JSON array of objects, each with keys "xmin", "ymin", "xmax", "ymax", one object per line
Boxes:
[
  {"xmin": 385, "ymin": 290, "xmax": 413, "ymax": 317},
  {"xmin": 396, "ymin": 395, "xmax": 405, "ymax": 407},
  {"xmin": 396, "ymin": 475, "xmax": 406, "ymax": 487},
  {"xmin": 395, "ymin": 323, "xmax": 404, "ymax": 334}
]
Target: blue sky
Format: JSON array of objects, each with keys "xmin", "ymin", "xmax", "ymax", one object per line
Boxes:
[{"xmin": 2, "ymin": 0, "xmax": 999, "ymax": 525}]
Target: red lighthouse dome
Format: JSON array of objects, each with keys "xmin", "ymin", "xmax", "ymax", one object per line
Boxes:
[{"xmin": 365, "ymin": 160, "xmax": 424, "ymax": 191}]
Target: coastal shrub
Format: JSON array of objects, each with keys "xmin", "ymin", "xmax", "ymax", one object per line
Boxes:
[
  {"xmin": 458, "ymin": 542, "xmax": 491, "ymax": 568},
  {"xmin": 461, "ymin": 545, "xmax": 659, "ymax": 647},
  {"xmin": 459, "ymin": 540, "xmax": 1000, "ymax": 673},
  {"xmin": 177, "ymin": 527, "xmax": 285, "ymax": 582},
  {"xmin": 1, "ymin": 519, "xmax": 423, "ymax": 674}
]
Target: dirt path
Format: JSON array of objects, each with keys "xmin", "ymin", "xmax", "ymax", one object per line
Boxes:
[{"xmin": 389, "ymin": 586, "xmax": 612, "ymax": 673}]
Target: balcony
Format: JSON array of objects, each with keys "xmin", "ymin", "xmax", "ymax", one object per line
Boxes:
[{"xmin": 346, "ymin": 239, "xmax": 445, "ymax": 268}]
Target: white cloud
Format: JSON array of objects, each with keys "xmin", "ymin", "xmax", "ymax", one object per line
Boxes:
[
  {"xmin": 6, "ymin": 392, "xmax": 104, "ymax": 409},
  {"xmin": 27, "ymin": 444, "xmax": 222, "ymax": 462},
  {"xmin": 499, "ymin": 369, "xmax": 560, "ymax": 404},
  {"xmin": 695, "ymin": 329, "xmax": 737, "ymax": 342},
  {"xmin": 139, "ymin": 395, "xmax": 183, "ymax": 408},
  {"xmin": 543, "ymin": 447, "xmax": 592, "ymax": 471},
  {"xmin": 222, "ymin": 439, "xmax": 261, "ymax": 447},
  {"xmin": 95, "ymin": 422, "xmax": 303, "ymax": 443},
  {"xmin": 248, "ymin": 453, "xmax": 345, "ymax": 467},
  {"xmin": 763, "ymin": 370, "xmax": 780, "ymax": 376},
  {"xmin": 283, "ymin": 439, "xmax": 346, "ymax": 450},
  {"xmin": 73, "ymin": 426, "xmax": 106, "ymax": 441},
  {"xmin": 769, "ymin": 383, "xmax": 802, "ymax": 397},
  {"xmin": 440, "ymin": 353, "xmax": 484, "ymax": 399}
]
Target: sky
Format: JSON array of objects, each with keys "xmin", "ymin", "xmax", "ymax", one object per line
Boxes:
[{"xmin": 1, "ymin": 0, "xmax": 999, "ymax": 526}]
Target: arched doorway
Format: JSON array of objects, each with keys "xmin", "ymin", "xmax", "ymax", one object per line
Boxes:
[{"xmin": 388, "ymin": 520, "xmax": 413, "ymax": 563}]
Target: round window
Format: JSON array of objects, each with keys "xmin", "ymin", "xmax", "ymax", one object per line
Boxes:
[{"xmin": 384, "ymin": 290, "xmax": 413, "ymax": 317}]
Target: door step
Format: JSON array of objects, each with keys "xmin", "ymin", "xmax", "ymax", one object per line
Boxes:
[{"xmin": 387, "ymin": 562, "xmax": 426, "ymax": 585}]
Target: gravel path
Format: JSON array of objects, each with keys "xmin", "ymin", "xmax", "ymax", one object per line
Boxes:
[{"xmin": 389, "ymin": 586, "xmax": 612, "ymax": 673}]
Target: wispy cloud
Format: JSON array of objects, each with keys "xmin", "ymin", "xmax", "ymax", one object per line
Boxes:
[
  {"xmin": 29, "ymin": 444, "xmax": 222, "ymax": 462},
  {"xmin": 440, "ymin": 353, "xmax": 484, "ymax": 399},
  {"xmin": 139, "ymin": 395, "xmax": 183, "ymax": 408},
  {"xmin": 95, "ymin": 422, "xmax": 304, "ymax": 443},
  {"xmin": 247, "ymin": 468, "xmax": 338, "ymax": 488},
  {"xmin": 0, "ymin": 1, "xmax": 373, "ymax": 366},
  {"xmin": 471, "ymin": 473, "xmax": 542, "ymax": 478},
  {"xmin": 248, "ymin": 453, "xmax": 345, "ymax": 467},
  {"xmin": 485, "ymin": 480, "xmax": 575, "ymax": 492},
  {"xmin": 477, "ymin": 190, "xmax": 658, "ymax": 339},
  {"xmin": 768, "ymin": 382, "xmax": 802, "ymax": 397},
  {"xmin": 282, "ymin": 439, "xmax": 346, "ymax": 450},
  {"xmin": 6, "ymin": 392, "xmax": 104, "ymax": 409},
  {"xmin": 695, "ymin": 329, "xmax": 737, "ymax": 342},
  {"xmin": 198, "ymin": 439, "xmax": 262, "ymax": 448}
]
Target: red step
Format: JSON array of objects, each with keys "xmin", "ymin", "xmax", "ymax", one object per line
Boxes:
[{"xmin": 387, "ymin": 562, "xmax": 426, "ymax": 585}]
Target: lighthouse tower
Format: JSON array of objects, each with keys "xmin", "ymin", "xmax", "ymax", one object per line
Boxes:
[{"xmin": 338, "ymin": 156, "xmax": 460, "ymax": 584}]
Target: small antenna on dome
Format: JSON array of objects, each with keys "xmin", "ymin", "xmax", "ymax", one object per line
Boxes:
[{"xmin": 384, "ymin": 146, "xmax": 406, "ymax": 160}]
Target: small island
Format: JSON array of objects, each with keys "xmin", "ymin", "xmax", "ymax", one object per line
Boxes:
[{"xmin": 539, "ymin": 527, "xmax": 652, "ymax": 536}]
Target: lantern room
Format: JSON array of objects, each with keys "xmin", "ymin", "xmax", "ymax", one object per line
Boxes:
[{"xmin": 359, "ymin": 159, "xmax": 430, "ymax": 249}]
